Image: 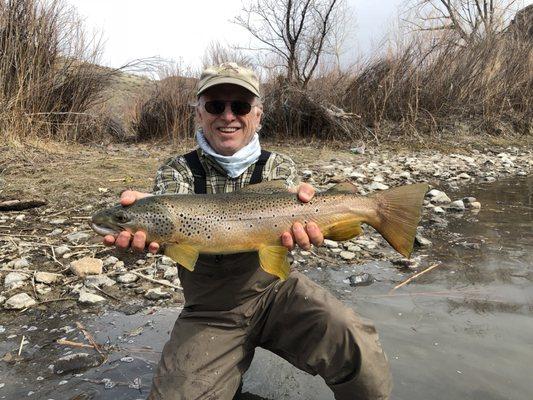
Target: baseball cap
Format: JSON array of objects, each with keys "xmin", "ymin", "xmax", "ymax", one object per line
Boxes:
[{"xmin": 197, "ymin": 62, "xmax": 260, "ymax": 97}]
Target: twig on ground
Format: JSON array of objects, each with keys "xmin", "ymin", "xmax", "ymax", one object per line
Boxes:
[
  {"xmin": 18, "ymin": 335, "xmax": 25, "ymax": 356},
  {"xmin": 75, "ymin": 321, "xmax": 106, "ymax": 361},
  {"xmin": 56, "ymin": 338, "xmax": 95, "ymax": 349},
  {"xmin": 131, "ymin": 271, "xmax": 182, "ymax": 290},
  {"xmin": 389, "ymin": 263, "xmax": 442, "ymax": 293}
]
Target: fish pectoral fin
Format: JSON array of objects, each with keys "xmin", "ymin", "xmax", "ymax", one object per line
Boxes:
[
  {"xmin": 326, "ymin": 182, "xmax": 359, "ymax": 194},
  {"xmin": 164, "ymin": 244, "xmax": 199, "ymax": 272},
  {"xmin": 324, "ymin": 218, "xmax": 363, "ymax": 241},
  {"xmin": 237, "ymin": 180, "xmax": 289, "ymax": 194},
  {"xmin": 258, "ymin": 245, "xmax": 290, "ymax": 280}
]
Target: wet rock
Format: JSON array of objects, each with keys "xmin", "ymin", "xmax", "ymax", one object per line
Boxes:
[
  {"xmin": 53, "ymin": 353, "xmax": 101, "ymax": 374},
  {"xmin": 391, "ymin": 258, "xmax": 419, "ymax": 270},
  {"xmin": 448, "ymin": 200, "xmax": 466, "ymax": 211},
  {"xmin": 117, "ymin": 273, "xmax": 138, "ymax": 284},
  {"xmin": 70, "ymin": 257, "xmax": 103, "ymax": 277},
  {"xmin": 415, "ymin": 234, "xmax": 433, "ymax": 247},
  {"xmin": 340, "ymin": 251, "xmax": 356, "ymax": 260},
  {"xmin": 145, "ymin": 288, "xmax": 171, "ymax": 300},
  {"xmin": 84, "ymin": 275, "xmax": 116, "ymax": 287},
  {"xmin": 35, "ymin": 272, "xmax": 61, "ymax": 284},
  {"xmin": 66, "ymin": 231, "xmax": 91, "ymax": 244},
  {"xmin": 78, "ymin": 290, "xmax": 105, "ymax": 304},
  {"xmin": 347, "ymin": 273, "xmax": 374, "ymax": 287},
  {"xmin": 323, "ymin": 239, "xmax": 339, "ymax": 248},
  {"xmin": 4, "ymin": 272, "xmax": 30, "ymax": 289},
  {"xmin": 4, "ymin": 293, "xmax": 36, "ymax": 309},
  {"xmin": 427, "ymin": 189, "xmax": 451, "ymax": 204}
]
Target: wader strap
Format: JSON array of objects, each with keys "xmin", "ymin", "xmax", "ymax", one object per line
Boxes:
[
  {"xmin": 250, "ymin": 150, "xmax": 271, "ymax": 185},
  {"xmin": 183, "ymin": 150, "xmax": 207, "ymax": 194}
]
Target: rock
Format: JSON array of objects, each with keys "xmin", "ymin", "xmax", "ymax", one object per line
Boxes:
[
  {"xmin": 157, "ymin": 256, "xmax": 175, "ymax": 268},
  {"xmin": 428, "ymin": 216, "xmax": 448, "ymax": 228},
  {"xmin": 117, "ymin": 273, "xmax": 138, "ymax": 284},
  {"xmin": 457, "ymin": 173, "xmax": 471, "ymax": 180},
  {"xmin": 391, "ymin": 258, "xmax": 419, "ymax": 270},
  {"xmin": 49, "ymin": 228, "xmax": 63, "ymax": 236},
  {"xmin": 348, "ymin": 273, "xmax": 374, "ymax": 287},
  {"xmin": 340, "ymin": 251, "xmax": 356, "ymax": 260},
  {"xmin": 4, "ymin": 272, "xmax": 30, "ymax": 289},
  {"xmin": 367, "ymin": 182, "xmax": 389, "ymax": 191},
  {"xmin": 448, "ymin": 200, "xmax": 466, "ymax": 211},
  {"xmin": 15, "ymin": 214, "xmax": 25, "ymax": 222},
  {"xmin": 53, "ymin": 353, "xmax": 101, "ymax": 374},
  {"xmin": 70, "ymin": 257, "xmax": 103, "ymax": 277},
  {"xmin": 12, "ymin": 257, "xmax": 31, "ymax": 269},
  {"xmin": 54, "ymin": 245, "xmax": 70, "ymax": 257},
  {"xmin": 0, "ymin": 296, "xmax": 5, "ymax": 305},
  {"xmin": 85, "ymin": 275, "xmax": 116, "ymax": 287},
  {"xmin": 302, "ymin": 170, "xmax": 313, "ymax": 178},
  {"xmin": 323, "ymin": 239, "xmax": 339, "ymax": 248},
  {"xmin": 4, "ymin": 293, "xmax": 36, "ymax": 309},
  {"xmin": 426, "ymin": 189, "xmax": 451, "ymax": 204},
  {"xmin": 347, "ymin": 244, "xmax": 362, "ymax": 253},
  {"xmin": 78, "ymin": 290, "xmax": 105, "ymax": 304},
  {"xmin": 145, "ymin": 288, "xmax": 171, "ymax": 300},
  {"xmin": 415, "ymin": 235, "xmax": 432, "ymax": 247},
  {"xmin": 66, "ymin": 231, "xmax": 91, "ymax": 244},
  {"xmin": 348, "ymin": 171, "xmax": 366, "ymax": 180},
  {"xmin": 164, "ymin": 267, "xmax": 178, "ymax": 279},
  {"xmin": 35, "ymin": 272, "xmax": 61, "ymax": 284},
  {"xmin": 102, "ymin": 256, "xmax": 119, "ymax": 267},
  {"xmin": 433, "ymin": 206, "xmax": 446, "ymax": 214},
  {"xmin": 36, "ymin": 284, "xmax": 51, "ymax": 295},
  {"xmin": 470, "ymin": 201, "xmax": 481, "ymax": 210},
  {"xmin": 462, "ymin": 197, "xmax": 477, "ymax": 205},
  {"xmin": 50, "ymin": 218, "xmax": 67, "ymax": 225}
]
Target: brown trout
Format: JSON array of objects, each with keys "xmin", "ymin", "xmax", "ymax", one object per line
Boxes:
[{"xmin": 91, "ymin": 181, "xmax": 429, "ymax": 279}]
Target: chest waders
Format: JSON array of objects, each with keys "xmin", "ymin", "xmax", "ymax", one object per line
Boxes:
[{"xmin": 148, "ymin": 150, "xmax": 392, "ymax": 400}]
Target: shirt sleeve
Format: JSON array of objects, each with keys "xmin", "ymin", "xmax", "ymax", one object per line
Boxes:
[
  {"xmin": 152, "ymin": 156, "xmax": 195, "ymax": 195},
  {"xmin": 265, "ymin": 152, "xmax": 300, "ymax": 189}
]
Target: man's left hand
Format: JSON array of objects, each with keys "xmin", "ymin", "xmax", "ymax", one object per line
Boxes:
[{"xmin": 281, "ymin": 183, "xmax": 324, "ymax": 250}]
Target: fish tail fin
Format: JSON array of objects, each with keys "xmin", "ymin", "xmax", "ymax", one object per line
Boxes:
[{"xmin": 368, "ymin": 183, "xmax": 429, "ymax": 258}]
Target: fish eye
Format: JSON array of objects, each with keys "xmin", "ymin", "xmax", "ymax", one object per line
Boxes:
[{"xmin": 115, "ymin": 211, "xmax": 129, "ymax": 224}]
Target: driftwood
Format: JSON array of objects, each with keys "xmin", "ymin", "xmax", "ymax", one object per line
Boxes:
[{"xmin": 0, "ymin": 199, "xmax": 47, "ymax": 211}]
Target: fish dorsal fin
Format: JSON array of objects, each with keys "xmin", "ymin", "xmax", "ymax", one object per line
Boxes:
[
  {"xmin": 326, "ymin": 182, "xmax": 359, "ymax": 194},
  {"xmin": 164, "ymin": 244, "xmax": 199, "ymax": 272},
  {"xmin": 258, "ymin": 245, "xmax": 290, "ymax": 280},
  {"xmin": 237, "ymin": 180, "xmax": 289, "ymax": 194},
  {"xmin": 323, "ymin": 217, "xmax": 363, "ymax": 241}
]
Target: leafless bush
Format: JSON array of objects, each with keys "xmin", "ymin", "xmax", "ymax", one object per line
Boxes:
[
  {"xmin": 131, "ymin": 73, "xmax": 196, "ymax": 141},
  {"xmin": 0, "ymin": 0, "xmax": 116, "ymax": 143}
]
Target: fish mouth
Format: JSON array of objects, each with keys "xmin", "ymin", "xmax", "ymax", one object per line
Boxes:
[{"xmin": 90, "ymin": 222, "xmax": 121, "ymax": 237}]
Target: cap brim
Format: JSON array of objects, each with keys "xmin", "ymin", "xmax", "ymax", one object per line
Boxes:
[{"xmin": 197, "ymin": 77, "xmax": 260, "ymax": 97}]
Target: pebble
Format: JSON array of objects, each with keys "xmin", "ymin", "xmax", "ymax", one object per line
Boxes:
[
  {"xmin": 448, "ymin": 200, "xmax": 466, "ymax": 211},
  {"xmin": 426, "ymin": 189, "xmax": 451, "ymax": 204},
  {"xmin": 145, "ymin": 288, "xmax": 171, "ymax": 300},
  {"xmin": 35, "ymin": 272, "xmax": 61, "ymax": 284},
  {"xmin": 102, "ymin": 256, "xmax": 119, "ymax": 267},
  {"xmin": 78, "ymin": 290, "xmax": 106, "ymax": 304},
  {"xmin": 367, "ymin": 182, "xmax": 389, "ymax": 191},
  {"xmin": 70, "ymin": 257, "xmax": 103, "ymax": 278},
  {"xmin": 323, "ymin": 239, "xmax": 339, "ymax": 248},
  {"xmin": 415, "ymin": 235, "xmax": 433, "ymax": 247},
  {"xmin": 117, "ymin": 273, "xmax": 138, "ymax": 284},
  {"xmin": 348, "ymin": 273, "xmax": 374, "ymax": 287},
  {"xmin": 4, "ymin": 272, "xmax": 30, "ymax": 289},
  {"xmin": 54, "ymin": 245, "xmax": 70, "ymax": 257},
  {"xmin": 340, "ymin": 251, "xmax": 356, "ymax": 260},
  {"xmin": 4, "ymin": 293, "xmax": 36, "ymax": 309},
  {"xmin": 66, "ymin": 231, "xmax": 91, "ymax": 244},
  {"xmin": 12, "ymin": 257, "xmax": 31, "ymax": 269},
  {"xmin": 84, "ymin": 275, "xmax": 116, "ymax": 287}
]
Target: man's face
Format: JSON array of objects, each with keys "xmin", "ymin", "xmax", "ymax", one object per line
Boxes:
[{"xmin": 196, "ymin": 84, "xmax": 262, "ymax": 156}]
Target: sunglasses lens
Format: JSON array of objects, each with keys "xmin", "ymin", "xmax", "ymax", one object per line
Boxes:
[
  {"xmin": 231, "ymin": 101, "xmax": 252, "ymax": 116},
  {"xmin": 204, "ymin": 101, "xmax": 225, "ymax": 114},
  {"xmin": 204, "ymin": 100, "xmax": 253, "ymax": 116}
]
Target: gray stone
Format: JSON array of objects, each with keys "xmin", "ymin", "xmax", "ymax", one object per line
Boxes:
[
  {"xmin": 117, "ymin": 273, "xmax": 138, "ymax": 284},
  {"xmin": 0, "ymin": 296, "xmax": 5, "ymax": 305},
  {"xmin": 340, "ymin": 251, "xmax": 356, "ymax": 260},
  {"xmin": 49, "ymin": 228, "xmax": 63, "ymax": 236},
  {"xmin": 433, "ymin": 206, "xmax": 446, "ymax": 214},
  {"xmin": 78, "ymin": 290, "xmax": 105, "ymax": 304},
  {"xmin": 367, "ymin": 182, "xmax": 389, "ymax": 191},
  {"xmin": 323, "ymin": 239, "xmax": 339, "ymax": 248},
  {"xmin": 164, "ymin": 267, "xmax": 178, "ymax": 279},
  {"xmin": 70, "ymin": 257, "xmax": 103, "ymax": 277},
  {"xmin": 448, "ymin": 200, "xmax": 466, "ymax": 211},
  {"xmin": 4, "ymin": 272, "xmax": 30, "ymax": 289},
  {"xmin": 66, "ymin": 231, "xmax": 91, "ymax": 244},
  {"xmin": 4, "ymin": 293, "xmax": 36, "ymax": 309},
  {"xmin": 13, "ymin": 257, "xmax": 31, "ymax": 269},
  {"xmin": 102, "ymin": 256, "xmax": 119, "ymax": 267},
  {"xmin": 470, "ymin": 201, "xmax": 481, "ymax": 210},
  {"xmin": 347, "ymin": 244, "xmax": 362, "ymax": 253},
  {"xmin": 85, "ymin": 275, "xmax": 116, "ymax": 287},
  {"xmin": 35, "ymin": 272, "xmax": 61, "ymax": 284},
  {"xmin": 15, "ymin": 214, "xmax": 25, "ymax": 222},
  {"xmin": 50, "ymin": 218, "xmax": 67, "ymax": 225},
  {"xmin": 427, "ymin": 189, "xmax": 451, "ymax": 204},
  {"xmin": 53, "ymin": 353, "xmax": 101, "ymax": 374},
  {"xmin": 415, "ymin": 235, "xmax": 433, "ymax": 247},
  {"xmin": 145, "ymin": 288, "xmax": 171, "ymax": 300},
  {"xmin": 54, "ymin": 245, "xmax": 70, "ymax": 257}
]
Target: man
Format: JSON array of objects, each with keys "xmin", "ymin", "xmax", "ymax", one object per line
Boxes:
[{"xmin": 104, "ymin": 63, "xmax": 392, "ymax": 399}]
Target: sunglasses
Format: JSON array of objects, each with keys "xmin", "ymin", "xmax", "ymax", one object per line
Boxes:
[{"xmin": 203, "ymin": 100, "xmax": 256, "ymax": 116}]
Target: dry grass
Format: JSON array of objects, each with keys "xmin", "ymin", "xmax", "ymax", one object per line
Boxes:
[{"xmin": 0, "ymin": 0, "xmax": 117, "ymax": 144}]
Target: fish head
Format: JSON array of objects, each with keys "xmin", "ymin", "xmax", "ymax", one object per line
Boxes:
[{"xmin": 90, "ymin": 198, "xmax": 174, "ymax": 242}]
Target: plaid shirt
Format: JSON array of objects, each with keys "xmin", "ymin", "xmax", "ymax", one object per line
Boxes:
[{"xmin": 153, "ymin": 148, "xmax": 299, "ymax": 195}]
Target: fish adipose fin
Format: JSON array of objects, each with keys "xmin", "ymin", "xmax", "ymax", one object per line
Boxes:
[
  {"xmin": 258, "ymin": 245, "xmax": 290, "ymax": 280},
  {"xmin": 164, "ymin": 244, "xmax": 199, "ymax": 271},
  {"xmin": 369, "ymin": 183, "xmax": 429, "ymax": 258},
  {"xmin": 324, "ymin": 217, "xmax": 363, "ymax": 241}
]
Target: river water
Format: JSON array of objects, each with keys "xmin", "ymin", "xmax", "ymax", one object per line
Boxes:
[{"xmin": 0, "ymin": 176, "xmax": 531, "ymax": 400}]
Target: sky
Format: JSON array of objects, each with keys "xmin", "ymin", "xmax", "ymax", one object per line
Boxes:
[
  {"xmin": 66, "ymin": 0, "xmax": 530, "ymax": 72},
  {"xmin": 66, "ymin": 0, "xmax": 407, "ymax": 71}
]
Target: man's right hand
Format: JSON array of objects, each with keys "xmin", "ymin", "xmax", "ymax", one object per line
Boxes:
[{"xmin": 103, "ymin": 190, "xmax": 160, "ymax": 254}]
